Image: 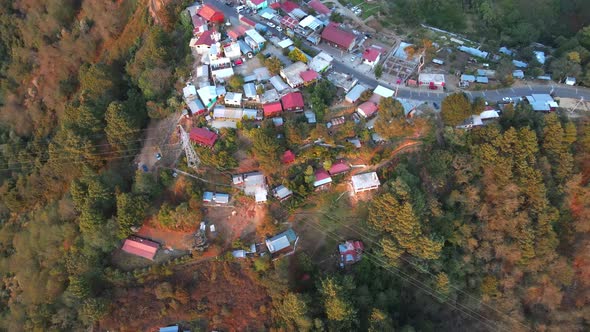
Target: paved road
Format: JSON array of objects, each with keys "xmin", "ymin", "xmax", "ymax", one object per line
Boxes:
[{"xmin": 205, "ymin": 0, "xmax": 590, "ymax": 104}]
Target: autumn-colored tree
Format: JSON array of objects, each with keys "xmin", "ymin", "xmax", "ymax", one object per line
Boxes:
[
  {"xmin": 227, "ymin": 74, "xmax": 245, "ymax": 91},
  {"xmin": 288, "ymin": 48, "xmax": 308, "ymax": 63},
  {"xmin": 273, "ymin": 293, "xmax": 313, "ymax": 330},
  {"xmin": 374, "ymin": 97, "xmax": 413, "ymax": 139},
  {"xmin": 441, "ymin": 93, "xmax": 472, "ymax": 126},
  {"xmin": 264, "ymin": 56, "xmax": 283, "ymax": 75}
]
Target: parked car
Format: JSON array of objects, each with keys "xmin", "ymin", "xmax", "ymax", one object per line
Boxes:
[
  {"xmin": 276, "ymin": 26, "xmax": 283, "ymax": 32},
  {"xmin": 502, "ymin": 97, "xmax": 513, "ymax": 103},
  {"xmin": 433, "ymin": 102, "xmax": 439, "ymax": 109},
  {"xmin": 350, "ymin": 56, "xmax": 356, "ymax": 62},
  {"xmin": 267, "ymin": 22, "xmax": 276, "ymax": 28}
]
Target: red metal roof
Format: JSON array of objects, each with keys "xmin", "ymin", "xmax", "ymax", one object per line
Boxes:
[
  {"xmin": 315, "ymin": 169, "xmax": 331, "ymax": 181},
  {"xmin": 270, "ymin": 2, "xmax": 281, "ymax": 9},
  {"xmin": 308, "ymin": 0, "xmax": 330, "ymax": 15},
  {"xmin": 190, "ymin": 127, "xmax": 218, "ymax": 148},
  {"xmin": 228, "ymin": 25, "xmax": 248, "ymax": 40},
  {"xmin": 358, "ymin": 101, "xmax": 378, "ymax": 117},
  {"xmin": 362, "ymin": 47, "xmax": 381, "ymax": 62},
  {"xmin": 240, "ymin": 16, "xmax": 256, "ymax": 27},
  {"xmin": 121, "ymin": 237, "xmax": 159, "ymax": 260},
  {"xmin": 329, "ymin": 160, "xmax": 350, "ymax": 175},
  {"xmin": 282, "ymin": 150, "xmax": 295, "ymax": 164},
  {"xmin": 280, "ymin": 16, "xmax": 299, "ymax": 29},
  {"xmin": 263, "ymin": 101, "xmax": 283, "ymax": 117},
  {"xmin": 197, "ymin": 4, "xmax": 225, "ymax": 22},
  {"xmin": 194, "ymin": 30, "xmax": 214, "ymax": 46},
  {"xmin": 281, "ymin": 0, "xmax": 300, "ymax": 13},
  {"xmin": 281, "ymin": 92, "xmax": 305, "ymax": 110},
  {"xmin": 321, "ymin": 23, "xmax": 355, "ymax": 49},
  {"xmin": 192, "ymin": 15, "xmax": 206, "ymax": 28},
  {"xmin": 300, "ymin": 69, "xmax": 319, "ymax": 83}
]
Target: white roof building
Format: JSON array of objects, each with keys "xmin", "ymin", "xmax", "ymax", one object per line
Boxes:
[
  {"xmin": 233, "ymin": 171, "xmax": 268, "ymax": 203},
  {"xmin": 280, "ymin": 61, "xmax": 308, "ymax": 88},
  {"xmin": 224, "ymin": 92, "xmax": 242, "ymax": 106},
  {"xmin": 213, "ymin": 106, "xmax": 244, "ymax": 119},
  {"xmin": 273, "ymin": 185, "xmax": 293, "ymax": 201},
  {"xmin": 245, "ymin": 29, "xmax": 267, "ymax": 45},
  {"xmin": 373, "ymin": 85, "xmax": 394, "ymax": 98},
  {"xmin": 243, "ymin": 83, "xmax": 258, "ymax": 100},
  {"xmin": 345, "ymin": 84, "xmax": 368, "ymax": 103},
  {"xmin": 197, "ymin": 85, "xmax": 218, "ymax": 109},
  {"xmin": 299, "ymin": 15, "xmax": 323, "ymax": 31},
  {"xmin": 351, "ymin": 172, "xmax": 381, "ymax": 194},
  {"xmin": 278, "ymin": 39, "xmax": 294, "ymax": 49},
  {"xmin": 480, "ymin": 110, "xmax": 499, "ymax": 120},
  {"xmin": 565, "ymin": 77, "xmax": 576, "ymax": 86},
  {"xmin": 309, "ymin": 52, "xmax": 333, "ymax": 73},
  {"xmin": 223, "ymin": 42, "xmax": 242, "ymax": 60},
  {"xmin": 418, "ymin": 73, "xmax": 445, "ymax": 86},
  {"xmin": 269, "ymin": 75, "xmax": 290, "ymax": 92},
  {"xmin": 211, "ymin": 120, "xmax": 238, "ymax": 129},
  {"xmin": 183, "ymin": 83, "xmax": 197, "ymax": 99}
]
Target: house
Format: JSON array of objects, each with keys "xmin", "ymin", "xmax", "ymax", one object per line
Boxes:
[
  {"xmin": 476, "ymin": 76, "xmax": 489, "ymax": 84},
  {"xmin": 239, "ymin": 15, "xmax": 256, "ymax": 27},
  {"xmin": 280, "ymin": 61, "xmax": 309, "ymax": 88},
  {"xmin": 480, "ymin": 109, "xmax": 500, "ymax": 121},
  {"xmin": 159, "ymin": 325, "xmax": 180, "ymax": 332},
  {"xmin": 418, "ymin": 73, "xmax": 445, "ymax": 88},
  {"xmin": 187, "ymin": 98, "xmax": 206, "ymax": 116},
  {"xmin": 565, "ymin": 77, "xmax": 576, "ymax": 86},
  {"xmin": 191, "ymin": 15, "xmax": 208, "ymax": 35},
  {"xmin": 458, "ymin": 46, "xmax": 489, "ymax": 59},
  {"xmin": 338, "ymin": 240, "xmax": 364, "ymax": 267},
  {"xmin": 460, "ymin": 74, "xmax": 476, "ymax": 84},
  {"xmin": 272, "ymin": 117, "xmax": 284, "ymax": 127},
  {"xmin": 321, "ymin": 23, "xmax": 356, "ymax": 51},
  {"xmin": 121, "ymin": 237, "xmax": 159, "ymax": 261},
  {"xmin": 213, "ymin": 106, "xmax": 244, "ymax": 120},
  {"xmin": 534, "ymin": 51, "xmax": 546, "ymax": 65},
  {"xmin": 362, "ymin": 46, "xmax": 382, "ymax": 68},
  {"xmin": 216, "ymin": 85, "xmax": 227, "ymax": 97},
  {"xmin": 210, "ymin": 57, "xmax": 234, "ymax": 80},
  {"xmin": 326, "ymin": 116, "xmax": 346, "ymax": 129},
  {"xmin": 371, "ymin": 132, "xmax": 385, "ymax": 143},
  {"xmin": 373, "ymin": 85, "xmax": 394, "ymax": 98},
  {"xmin": 197, "ymin": 4, "xmax": 225, "ymax": 23},
  {"xmin": 300, "ymin": 69, "xmax": 319, "ymax": 85},
  {"xmin": 346, "ymin": 137, "xmax": 361, "ymax": 148},
  {"xmin": 197, "ymin": 85, "xmax": 218, "ymax": 109},
  {"xmin": 189, "ymin": 127, "xmax": 218, "ymax": 148},
  {"xmin": 398, "ymin": 98, "xmax": 420, "ymax": 118},
  {"xmin": 327, "ymin": 71, "xmax": 358, "ymax": 92},
  {"xmin": 190, "ymin": 30, "xmax": 215, "ymax": 54},
  {"xmin": 304, "ymin": 110, "xmax": 317, "ymax": 124},
  {"xmin": 233, "ymin": 171, "xmax": 268, "ymax": 203},
  {"xmin": 254, "ymin": 67, "xmax": 272, "ymax": 81},
  {"xmin": 281, "ymin": 91, "xmax": 305, "ymax": 112},
  {"xmin": 243, "ymin": 83, "xmax": 259, "ymax": 101},
  {"xmin": 258, "ymin": 7, "xmax": 277, "ymax": 20},
  {"xmin": 499, "ymin": 46, "xmax": 514, "ymax": 56},
  {"xmin": 203, "ymin": 191, "xmax": 230, "ymax": 205},
  {"xmin": 224, "ymin": 92, "xmax": 242, "ymax": 107},
  {"xmin": 313, "ymin": 169, "xmax": 332, "ymax": 188},
  {"xmin": 357, "ymin": 101, "xmax": 378, "ymax": 118},
  {"xmin": 513, "ymin": 70, "xmax": 525, "ymax": 79},
  {"xmin": 195, "ymin": 64, "xmax": 210, "ymax": 87},
  {"xmin": 513, "ymin": 60, "xmax": 528, "ymax": 68},
  {"xmin": 278, "ymin": 38, "xmax": 294, "ymax": 49},
  {"xmin": 223, "ymin": 42, "xmax": 242, "ymax": 60},
  {"xmin": 263, "ymin": 101, "xmax": 283, "ymax": 117},
  {"xmin": 477, "ymin": 69, "xmax": 496, "ymax": 78},
  {"xmin": 273, "ymin": 185, "xmax": 293, "ymax": 201},
  {"xmin": 280, "ymin": 16, "xmax": 299, "ymax": 30},
  {"xmin": 309, "ymin": 52, "xmax": 334, "ymax": 73},
  {"xmin": 281, "ymin": 0, "xmax": 300, "ymax": 13},
  {"xmin": 282, "ymin": 150, "xmax": 295, "ymax": 164},
  {"xmin": 228, "ymin": 25, "xmax": 249, "ymax": 40},
  {"xmin": 308, "ymin": 0, "xmax": 331, "ymax": 15},
  {"xmin": 351, "ymin": 172, "xmax": 380, "ymax": 194},
  {"xmin": 525, "ymin": 94, "xmax": 558, "ymax": 112},
  {"xmin": 245, "ymin": 29, "xmax": 267, "ymax": 51},
  {"xmin": 345, "ymin": 84, "xmax": 368, "ymax": 103},
  {"xmin": 269, "ymin": 75, "xmax": 290, "ymax": 93},
  {"xmin": 329, "ymin": 160, "xmax": 350, "ymax": 175},
  {"xmin": 265, "ymin": 228, "xmax": 299, "ymax": 259},
  {"xmin": 299, "ymin": 15, "xmax": 323, "ymax": 32},
  {"xmin": 246, "ymin": 0, "xmax": 268, "ymax": 10},
  {"xmin": 183, "ymin": 83, "xmax": 197, "ymax": 99},
  {"xmin": 261, "ymin": 88, "xmax": 280, "ymax": 103}
]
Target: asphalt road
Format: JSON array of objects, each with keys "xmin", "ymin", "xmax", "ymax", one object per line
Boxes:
[{"xmin": 205, "ymin": 0, "xmax": 590, "ymax": 103}]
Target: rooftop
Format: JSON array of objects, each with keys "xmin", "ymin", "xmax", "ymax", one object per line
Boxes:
[
  {"xmin": 121, "ymin": 237, "xmax": 159, "ymax": 260},
  {"xmin": 314, "ymin": 169, "xmax": 332, "ymax": 187},
  {"xmin": 362, "ymin": 46, "xmax": 381, "ymax": 62},
  {"xmin": 300, "ymin": 69, "xmax": 319, "ymax": 83},
  {"xmin": 281, "ymin": 91, "xmax": 305, "ymax": 110},
  {"xmin": 321, "ymin": 23, "xmax": 355, "ymax": 49},
  {"xmin": 308, "ymin": 0, "xmax": 331, "ymax": 15},
  {"xmin": 351, "ymin": 172, "xmax": 380, "ymax": 192},
  {"xmin": 189, "ymin": 127, "xmax": 218, "ymax": 148}
]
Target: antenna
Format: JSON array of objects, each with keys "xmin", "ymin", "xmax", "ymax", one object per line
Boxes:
[{"xmin": 178, "ymin": 125, "xmax": 200, "ymax": 170}]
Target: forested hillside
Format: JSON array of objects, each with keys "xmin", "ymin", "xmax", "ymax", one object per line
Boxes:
[{"xmin": 0, "ymin": 0, "xmax": 193, "ymax": 329}]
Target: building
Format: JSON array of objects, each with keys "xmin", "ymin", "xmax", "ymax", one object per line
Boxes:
[
  {"xmin": 280, "ymin": 61, "xmax": 309, "ymax": 88},
  {"xmin": 313, "ymin": 169, "xmax": 332, "ymax": 188},
  {"xmin": 191, "ymin": 15, "xmax": 208, "ymax": 35},
  {"xmin": 233, "ymin": 171, "xmax": 268, "ymax": 203},
  {"xmin": 299, "ymin": 15, "xmax": 323, "ymax": 32},
  {"xmin": 265, "ymin": 228, "xmax": 299, "ymax": 259},
  {"xmin": 362, "ymin": 46, "xmax": 382, "ymax": 68},
  {"xmin": 300, "ymin": 69, "xmax": 319, "ymax": 85},
  {"xmin": 228, "ymin": 25, "xmax": 249, "ymax": 40},
  {"xmin": 308, "ymin": 0, "xmax": 331, "ymax": 15},
  {"xmin": 357, "ymin": 101, "xmax": 378, "ymax": 118},
  {"xmin": 534, "ymin": 51, "xmax": 546, "ymax": 65},
  {"xmin": 281, "ymin": 91, "xmax": 305, "ymax": 111},
  {"xmin": 351, "ymin": 172, "xmax": 380, "ymax": 194},
  {"xmin": 458, "ymin": 45, "xmax": 489, "ymax": 59},
  {"xmin": 309, "ymin": 52, "xmax": 334, "ymax": 73},
  {"xmin": 189, "ymin": 127, "xmax": 218, "ymax": 148},
  {"xmin": 224, "ymin": 92, "xmax": 242, "ymax": 107},
  {"xmin": 373, "ymin": 85, "xmax": 394, "ymax": 98},
  {"xmin": 197, "ymin": 4, "xmax": 225, "ymax": 23},
  {"xmin": 190, "ymin": 30, "xmax": 215, "ymax": 54},
  {"xmin": 223, "ymin": 42, "xmax": 242, "ymax": 60},
  {"xmin": 183, "ymin": 83, "xmax": 197, "ymax": 99},
  {"xmin": 480, "ymin": 109, "xmax": 499, "ymax": 121},
  {"xmin": 273, "ymin": 185, "xmax": 293, "ymax": 201},
  {"xmin": 513, "ymin": 60, "xmax": 528, "ymax": 68},
  {"xmin": 280, "ymin": 15, "xmax": 299, "ymax": 30},
  {"xmin": 263, "ymin": 101, "xmax": 283, "ymax": 117},
  {"xmin": 345, "ymin": 84, "xmax": 368, "ymax": 103},
  {"xmin": 245, "ymin": 29, "xmax": 267, "ymax": 51},
  {"xmin": 338, "ymin": 240, "xmax": 364, "ymax": 267},
  {"xmin": 197, "ymin": 85, "xmax": 218, "ymax": 109},
  {"xmin": 460, "ymin": 74, "xmax": 476, "ymax": 84},
  {"xmin": 121, "ymin": 237, "xmax": 159, "ymax": 260},
  {"xmin": 282, "ymin": 150, "xmax": 295, "ymax": 164},
  {"xmin": 269, "ymin": 75, "xmax": 290, "ymax": 92},
  {"xmin": 329, "ymin": 160, "xmax": 350, "ymax": 176},
  {"xmin": 203, "ymin": 191, "xmax": 230, "ymax": 204},
  {"xmin": 246, "ymin": 0, "xmax": 268, "ymax": 10},
  {"xmin": 327, "ymin": 71, "xmax": 358, "ymax": 92},
  {"xmin": 304, "ymin": 110, "xmax": 316, "ymax": 124},
  {"xmin": 321, "ymin": 23, "xmax": 356, "ymax": 51},
  {"xmin": 210, "ymin": 57, "xmax": 234, "ymax": 80},
  {"xmin": 525, "ymin": 94, "xmax": 558, "ymax": 112},
  {"xmin": 418, "ymin": 73, "xmax": 445, "ymax": 88},
  {"xmin": 261, "ymin": 88, "xmax": 280, "ymax": 103},
  {"xmin": 213, "ymin": 106, "xmax": 245, "ymax": 120},
  {"xmin": 159, "ymin": 325, "xmax": 180, "ymax": 332},
  {"xmin": 476, "ymin": 76, "xmax": 489, "ymax": 84},
  {"xmin": 513, "ymin": 70, "xmax": 525, "ymax": 79},
  {"xmin": 278, "ymin": 38, "xmax": 294, "ymax": 49},
  {"xmin": 239, "ymin": 15, "xmax": 256, "ymax": 27}
]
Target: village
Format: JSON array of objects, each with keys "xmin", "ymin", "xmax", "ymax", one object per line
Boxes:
[{"xmin": 116, "ymin": 2, "xmax": 584, "ymax": 324}]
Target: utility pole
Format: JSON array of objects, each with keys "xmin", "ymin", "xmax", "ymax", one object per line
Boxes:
[{"xmin": 178, "ymin": 125, "xmax": 200, "ymax": 170}]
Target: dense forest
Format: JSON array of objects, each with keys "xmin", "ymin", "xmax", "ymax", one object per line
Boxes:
[{"xmin": 0, "ymin": 0, "xmax": 589, "ymax": 331}]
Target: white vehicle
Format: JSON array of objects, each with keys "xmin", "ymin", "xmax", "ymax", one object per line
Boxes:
[
  {"xmin": 236, "ymin": 5, "xmax": 246, "ymax": 13},
  {"xmin": 276, "ymin": 26, "xmax": 283, "ymax": 32},
  {"xmin": 350, "ymin": 56, "xmax": 356, "ymax": 62},
  {"xmin": 268, "ymin": 22, "xmax": 276, "ymax": 28},
  {"xmin": 502, "ymin": 97, "xmax": 513, "ymax": 103}
]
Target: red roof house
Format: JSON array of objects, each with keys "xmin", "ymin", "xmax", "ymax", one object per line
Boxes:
[
  {"xmin": 362, "ymin": 46, "xmax": 382, "ymax": 67},
  {"xmin": 240, "ymin": 16, "xmax": 256, "ymax": 27},
  {"xmin": 197, "ymin": 4, "xmax": 225, "ymax": 23},
  {"xmin": 194, "ymin": 30, "xmax": 215, "ymax": 47},
  {"xmin": 270, "ymin": 2, "xmax": 281, "ymax": 9},
  {"xmin": 308, "ymin": 0, "xmax": 331, "ymax": 15},
  {"xmin": 357, "ymin": 101, "xmax": 378, "ymax": 118},
  {"xmin": 280, "ymin": 16, "xmax": 299, "ymax": 29},
  {"xmin": 282, "ymin": 150, "xmax": 296, "ymax": 164},
  {"xmin": 281, "ymin": 1, "xmax": 300, "ymax": 13},
  {"xmin": 281, "ymin": 92, "xmax": 305, "ymax": 111},
  {"xmin": 228, "ymin": 25, "xmax": 249, "ymax": 40},
  {"xmin": 313, "ymin": 169, "xmax": 332, "ymax": 188},
  {"xmin": 121, "ymin": 237, "xmax": 159, "ymax": 260},
  {"xmin": 339, "ymin": 240, "xmax": 364, "ymax": 267},
  {"xmin": 263, "ymin": 101, "xmax": 283, "ymax": 117},
  {"xmin": 300, "ymin": 69, "xmax": 319, "ymax": 85},
  {"xmin": 329, "ymin": 160, "xmax": 351, "ymax": 175},
  {"xmin": 190, "ymin": 127, "xmax": 218, "ymax": 148},
  {"xmin": 321, "ymin": 23, "xmax": 356, "ymax": 51}
]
